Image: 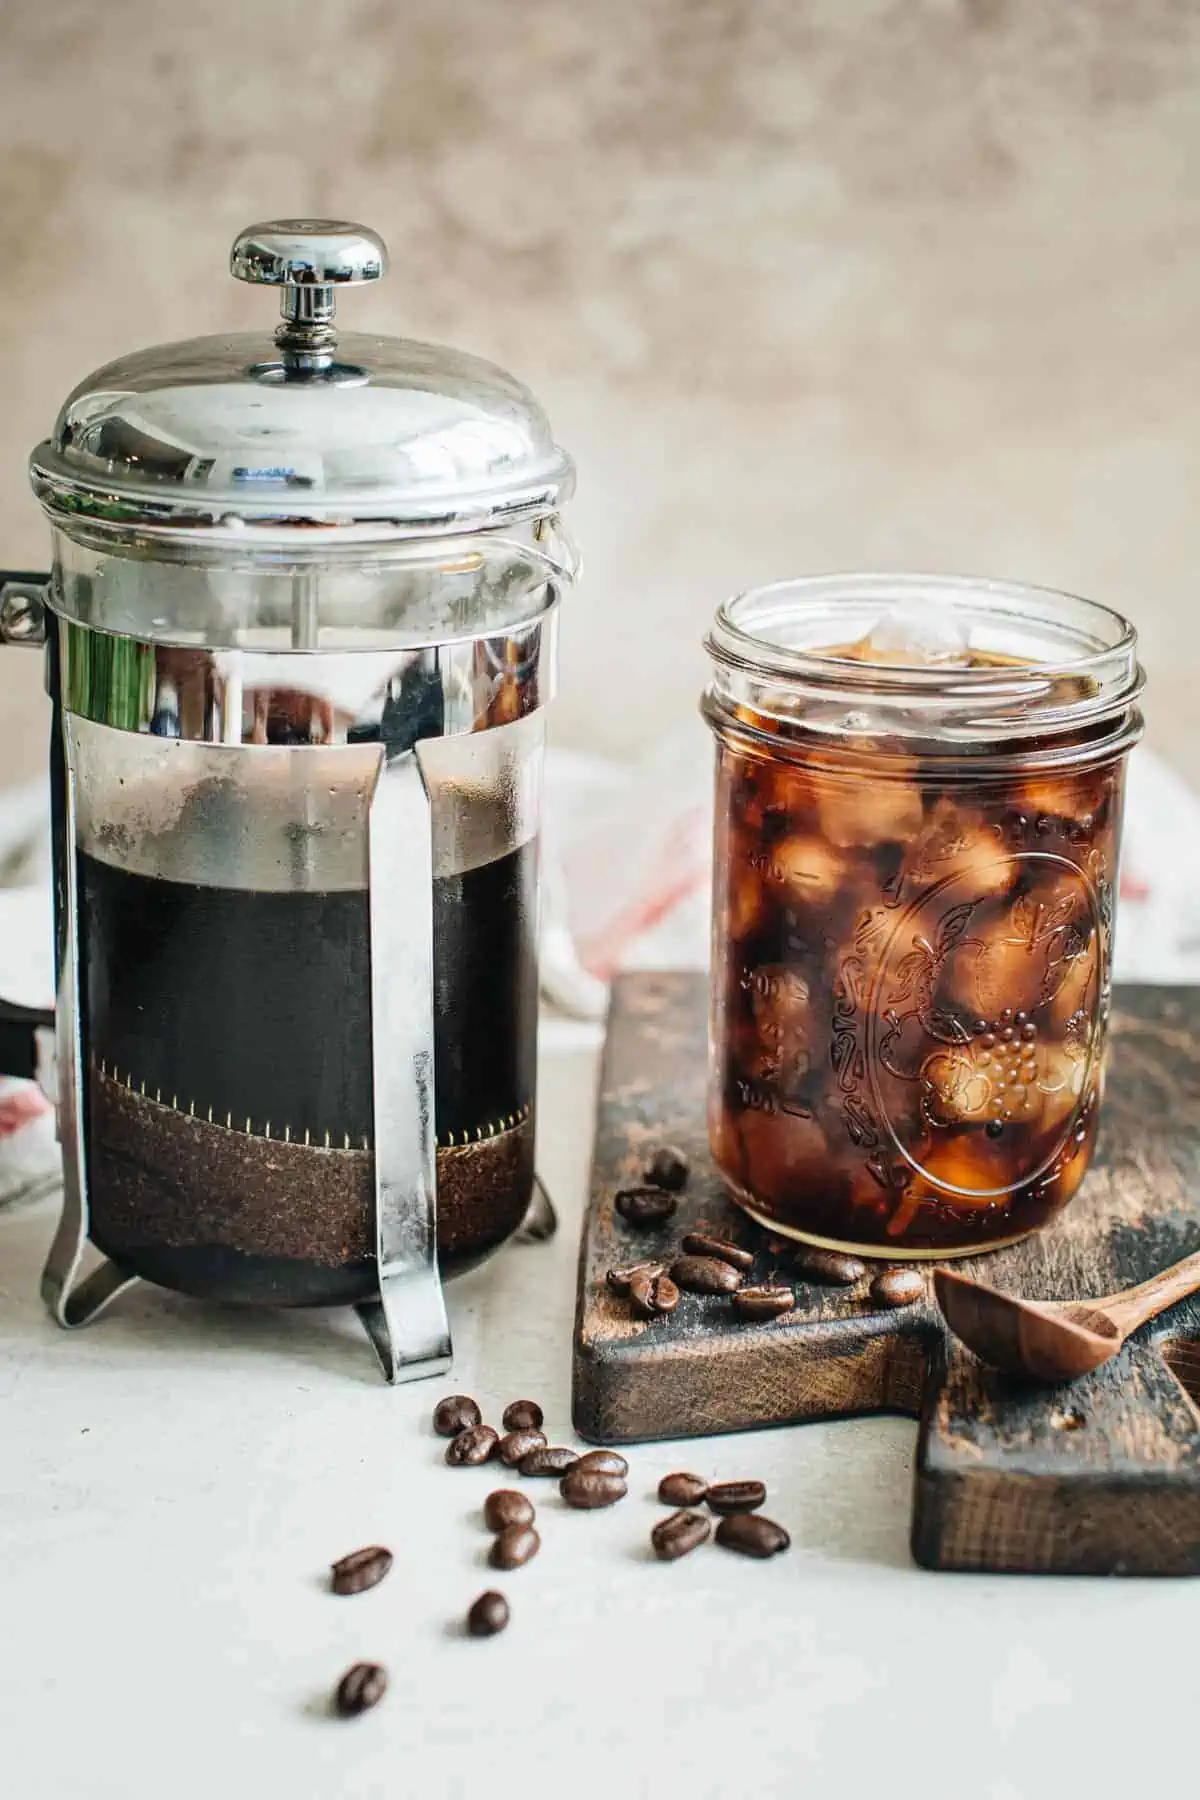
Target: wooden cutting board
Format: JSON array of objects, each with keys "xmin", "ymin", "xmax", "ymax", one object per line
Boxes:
[{"xmin": 571, "ymin": 972, "xmax": 1200, "ymax": 1575}]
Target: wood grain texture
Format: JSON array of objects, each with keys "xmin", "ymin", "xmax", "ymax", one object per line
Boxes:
[{"xmin": 572, "ymin": 972, "xmax": 1200, "ymax": 1575}]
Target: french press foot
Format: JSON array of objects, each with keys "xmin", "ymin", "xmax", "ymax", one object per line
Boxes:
[{"xmin": 356, "ymin": 1174, "xmax": 556, "ymax": 1382}]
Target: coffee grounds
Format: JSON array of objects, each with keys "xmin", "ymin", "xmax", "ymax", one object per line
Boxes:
[{"xmin": 87, "ymin": 1067, "xmax": 534, "ymax": 1305}]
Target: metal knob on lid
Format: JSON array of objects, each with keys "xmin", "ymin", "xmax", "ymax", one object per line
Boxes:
[{"xmin": 230, "ymin": 218, "xmax": 388, "ymax": 370}]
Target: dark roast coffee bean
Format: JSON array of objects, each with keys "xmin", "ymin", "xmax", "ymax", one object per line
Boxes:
[
  {"xmin": 445, "ymin": 1423, "xmax": 499, "ymax": 1467},
  {"xmin": 561, "ymin": 1467, "xmax": 628, "ymax": 1509},
  {"xmin": 629, "ymin": 1270, "xmax": 680, "ymax": 1318},
  {"xmin": 732, "ymin": 1284, "xmax": 796, "ymax": 1322},
  {"xmin": 671, "ymin": 1255, "xmax": 742, "ymax": 1296},
  {"xmin": 330, "ymin": 1545, "xmax": 393, "ymax": 1597},
  {"xmin": 644, "ymin": 1145, "xmax": 690, "ymax": 1192},
  {"xmin": 715, "ymin": 1513, "xmax": 790, "ymax": 1558},
  {"xmin": 520, "ymin": 1446, "xmax": 579, "ymax": 1478},
  {"xmin": 502, "ymin": 1399, "xmax": 544, "ymax": 1432},
  {"xmin": 792, "ymin": 1246, "xmax": 866, "ymax": 1286},
  {"xmin": 574, "ymin": 1449, "xmax": 629, "ymax": 1477},
  {"xmin": 484, "ymin": 1490, "xmax": 535, "ymax": 1533},
  {"xmin": 334, "ymin": 1661, "xmax": 388, "ymax": 1717},
  {"xmin": 489, "ymin": 1523, "xmax": 541, "ymax": 1570},
  {"xmin": 498, "ymin": 1428, "xmax": 547, "ymax": 1467},
  {"xmin": 681, "ymin": 1231, "xmax": 755, "ymax": 1272},
  {"xmin": 615, "ymin": 1187, "xmax": 678, "ymax": 1227},
  {"xmin": 707, "ymin": 1479, "xmax": 766, "ymax": 1514},
  {"xmin": 652, "ymin": 1509, "xmax": 712, "ymax": 1561},
  {"xmin": 433, "ymin": 1394, "xmax": 482, "ymax": 1437},
  {"xmin": 606, "ymin": 1258, "xmax": 667, "ymax": 1294},
  {"xmin": 468, "ymin": 1590, "xmax": 510, "ymax": 1637},
  {"xmin": 658, "ymin": 1471, "xmax": 708, "ymax": 1507},
  {"xmin": 870, "ymin": 1268, "xmax": 925, "ymax": 1309}
]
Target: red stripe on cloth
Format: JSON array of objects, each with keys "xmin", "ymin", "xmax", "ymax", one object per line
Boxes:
[{"xmin": 0, "ymin": 1085, "xmax": 52, "ymax": 1139}]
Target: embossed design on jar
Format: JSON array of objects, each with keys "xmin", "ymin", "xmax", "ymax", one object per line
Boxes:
[{"xmin": 864, "ymin": 854, "xmax": 1104, "ymax": 1207}]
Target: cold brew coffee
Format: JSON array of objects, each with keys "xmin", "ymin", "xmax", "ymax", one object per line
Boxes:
[{"xmin": 704, "ymin": 578, "xmax": 1143, "ymax": 1257}]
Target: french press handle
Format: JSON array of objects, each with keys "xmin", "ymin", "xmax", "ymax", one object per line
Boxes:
[{"xmin": 0, "ymin": 572, "xmax": 54, "ymax": 1084}]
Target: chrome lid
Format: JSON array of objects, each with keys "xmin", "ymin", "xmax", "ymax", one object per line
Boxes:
[{"xmin": 29, "ymin": 218, "xmax": 574, "ymax": 546}]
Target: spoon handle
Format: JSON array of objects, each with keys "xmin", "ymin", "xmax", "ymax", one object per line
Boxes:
[{"xmin": 1102, "ymin": 1247, "xmax": 1200, "ymax": 1336}]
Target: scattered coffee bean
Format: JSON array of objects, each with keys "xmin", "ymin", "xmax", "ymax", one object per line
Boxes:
[
  {"xmin": 870, "ymin": 1268, "xmax": 925, "ymax": 1309},
  {"xmin": 681, "ymin": 1231, "xmax": 755, "ymax": 1272},
  {"xmin": 671, "ymin": 1254, "xmax": 743, "ymax": 1296},
  {"xmin": 629, "ymin": 1269, "xmax": 680, "ymax": 1318},
  {"xmin": 732, "ymin": 1284, "xmax": 796, "ymax": 1322},
  {"xmin": 520, "ymin": 1446, "xmax": 579, "ymax": 1478},
  {"xmin": 467, "ymin": 1591, "xmax": 510, "ymax": 1638},
  {"xmin": 433, "ymin": 1394, "xmax": 482, "ymax": 1437},
  {"xmin": 502, "ymin": 1400, "xmax": 544, "ymax": 1432},
  {"xmin": 658, "ymin": 1471, "xmax": 708, "ymax": 1507},
  {"xmin": 715, "ymin": 1513, "xmax": 790, "ymax": 1558},
  {"xmin": 489, "ymin": 1523, "xmax": 541, "ymax": 1570},
  {"xmin": 561, "ymin": 1467, "xmax": 628, "ymax": 1509},
  {"xmin": 652, "ymin": 1510, "xmax": 713, "ymax": 1561},
  {"xmin": 334, "ymin": 1661, "xmax": 388, "ymax": 1717},
  {"xmin": 606, "ymin": 1258, "xmax": 667, "ymax": 1294},
  {"xmin": 644, "ymin": 1145, "xmax": 690, "ymax": 1191},
  {"xmin": 706, "ymin": 1479, "xmax": 766, "ymax": 1514},
  {"xmin": 792, "ymin": 1246, "xmax": 866, "ymax": 1286},
  {"xmin": 445, "ymin": 1423, "xmax": 499, "ymax": 1467},
  {"xmin": 329, "ymin": 1545, "xmax": 393, "ymax": 1597},
  {"xmin": 574, "ymin": 1449, "xmax": 629, "ymax": 1477},
  {"xmin": 498, "ymin": 1428, "xmax": 547, "ymax": 1467},
  {"xmin": 484, "ymin": 1489, "xmax": 535, "ymax": 1532},
  {"xmin": 615, "ymin": 1187, "xmax": 678, "ymax": 1227}
]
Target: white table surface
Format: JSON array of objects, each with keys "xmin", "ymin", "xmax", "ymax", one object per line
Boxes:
[{"xmin": 2, "ymin": 1032, "xmax": 1196, "ymax": 1800}]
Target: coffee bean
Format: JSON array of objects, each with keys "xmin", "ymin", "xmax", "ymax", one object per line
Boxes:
[
  {"xmin": 498, "ymin": 1428, "xmax": 547, "ymax": 1466},
  {"xmin": 707, "ymin": 1480, "xmax": 766, "ymax": 1514},
  {"xmin": 671, "ymin": 1255, "xmax": 742, "ymax": 1296},
  {"xmin": 489, "ymin": 1523, "xmax": 541, "ymax": 1570},
  {"xmin": 652, "ymin": 1510, "xmax": 712, "ymax": 1561},
  {"xmin": 560, "ymin": 1467, "xmax": 627, "ymax": 1509},
  {"xmin": 468, "ymin": 1590, "xmax": 510, "ymax": 1637},
  {"xmin": 629, "ymin": 1270, "xmax": 680, "ymax": 1318},
  {"xmin": 329, "ymin": 1545, "xmax": 393, "ymax": 1597},
  {"xmin": 680, "ymin": 1231, "xmax": 754, "ymax": 1271},
  {"xmin": 445, "ymin": 1423, "xmax": 499, "ymax": 1467},
  {"xmin": 574, "ymin": 1449, "xmax": 629, "ymax": 1477},
  {"xmin": 520, "ymin": 1446, "xmax": 579, "ymax": 1478},
  {"xmin": 658, "ymin": 1472, "xmax": 708, "ymax": 1507},
  {"xmin": 715, "ymin": 1513, "xmax": 790, "ymax": 1558},
  {"xmin": 606, "ymin": 1258, "xmax": 667, "ymax": 1294},
  {"xmin": 502, "ymin": 1400, "xmax": 544, "ymax": 1432},
  {"xmin": 644, "ymin": 1145, "xmax": 690, "ymax": 1192},
  {"xmin": 732, "ymin": 1284, "xmax": 796, "ymax": 1322},
  {"xmin": 334, "ymin": 1661, "xmax": 388, "ymax": 1717},
  {"xmin": 484, "ymin": 1490, "xmax": 535, "ymax": 1532},
  {"xmin": 433, "ymin": 1394, "xmax": 482, "ymax": 1437},
  {"xmin": 615, "ymin": 1187, "xmax": 678, "ymax": 1227},
  {"xmin": 870, "ymin": 1268, "xmax": 925, "ymax": 1309},
  {"xmin": 792, "ymin": 1246, "xmax": 866, "ymax": 1287}
]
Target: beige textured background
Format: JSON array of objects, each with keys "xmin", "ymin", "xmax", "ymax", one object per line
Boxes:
[{"xmin": 0, "ymin": 0, "xmax": 1197, "ymax": 782}]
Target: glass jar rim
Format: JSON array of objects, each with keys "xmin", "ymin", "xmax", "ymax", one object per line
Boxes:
[{"xmin": 705, "ymin": 572, "xmax": 1144, "ymax": 761}]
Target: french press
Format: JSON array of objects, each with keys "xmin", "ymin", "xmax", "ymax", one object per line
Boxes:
[{"xmin": 0, "ymin": 218, "xmax": 576, "ymax": 1382}]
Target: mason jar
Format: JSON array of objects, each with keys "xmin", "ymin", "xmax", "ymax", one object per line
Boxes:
[{"xmin": 703, "ymin": 574, "xmax": 1144, "ymax": 1259}]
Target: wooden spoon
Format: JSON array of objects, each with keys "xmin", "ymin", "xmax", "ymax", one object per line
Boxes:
[{"xmin": 934, "ymin": 1249, "xmax": 1200, "ymax": 1382}]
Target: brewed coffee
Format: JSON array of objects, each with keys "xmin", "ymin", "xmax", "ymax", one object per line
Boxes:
[{"xmin": 80, "ymin": 840, "xmax": 538, "ymax": 1304}]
